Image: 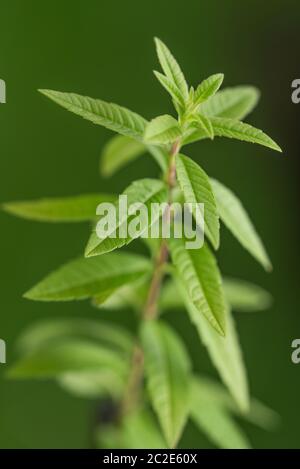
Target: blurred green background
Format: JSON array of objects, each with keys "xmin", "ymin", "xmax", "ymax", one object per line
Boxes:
[{"xmin": 1, "ymin": 0, "xmax": 300, "ymax": 448}]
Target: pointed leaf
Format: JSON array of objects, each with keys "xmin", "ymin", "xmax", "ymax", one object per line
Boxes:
[
  {"xmin": 176, "ymin": 154, "xmax": 219, "ymax": 249},
  {"xmin": 193, "ymin": 114, "xmax": 214, "ymax": 139},
  {"xmin": 168, "ymin": 239, "xmax": 226, "ymax": 336},
  {"xmin": 176, "ymin": 279, "xmax": 249, "ymax": 411},
  {"xmin": 24, "ymin": 252, "xmax": 151, "ymax": 301},
  {"xmin": 201, "ymin": 86, "xmax": 260, "ymax": 119},
  {"xmin": 194, "ymin": 73, "xmax": 224, "ymax": 106},
  {"xmin": 190, "ymin": 377, "xmax": 250, "ymax": 449},
  {"xmin": 8, "ymin": 339, "xmax": 128, "ymax": 379},
  {"xmin": 100, "ymin": 135, "xmax": 145, "ymax": 177},
  {"xmin": 223, "ymin": 278, "xmax": 272, "ymax": 312},
  {"xmin": 144, "ymin": 115, "xmax": 181, "ymax": 145},
  {"xmin": 154, "ymin": 71, "xmax": 185, "ymax": 107},
  {"xmin": 39, "ymin": 89, "xmax": 147, "ymax": 141},
  {"xmin": 141, "ymin": 321, "xmax": 191, "ymax": 448},
  {"xmin": 2, "ymin": 193, "xmax": 114, "ymax": 223},
  {"xmin": 211, "ymin": 178, "xmax": 272, "ymax": 271},
  {"xmin": 85, "ymin": 179, "xmax": 167, "ymax": 257},
  {"xmin": 154, "ymin": 38, "xmax": 189, "ymax": 102},
  {"xmin": 210, "ymin": 117, "xmax": 281, "ymax": 152}
]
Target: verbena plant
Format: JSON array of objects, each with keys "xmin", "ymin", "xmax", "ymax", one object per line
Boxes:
[{"xmin": 4, "ymin": 39, "xmax": 281, "ymax": 449}]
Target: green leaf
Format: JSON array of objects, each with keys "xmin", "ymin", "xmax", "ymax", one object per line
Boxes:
[
  {"xmin": 182, "ymin": 86, "xmax": 261, "ymax": 145},
  {"xmin": 100, "ymin": 135, "xmax": 146, "ymax": 177},
  {"xmin": 168, "ymin": 239, "xmax": 226, "ymax": 336},
  {"xmin": 24, "ymin": 252, "xmax": 151, "ymax": 301},
  {"xmin": 177, "ymin": 279, "xmax": 249, "ymax": 412},
  {"xmin": 8, "ymin": 339, "xmax": 128, "ymax": 379},
  {"xmin": 223, "ymin": 278, "xmax": 272, "ymax": 312},
  {"xmin": 154, "ymin": 71, "xmax": 185, "ymax": 107},
  {"xmin": 194, "ymin": 73, "xmax": 224, "ymax": 106},
  {"xmin": 58, "ymin": 370, "xmax": 125, "ymax": 399},
  {"xmin": 2, "ymin": 193, "xmax": 115, "ymax": 223},
  {"xmin": 141, "ymin": 321, "xmax": 191, "ymax": 448},
  {"xmin": 211, "ymin": 178, "xmax": 272, "ymax": 271},
  {"xmin": 92, "ymin": 277, "xmax": 149, "ymax": 312},
  {"xmin": 201, "ymin": 86, "xmax": 260, "ymax": 120},
  {"xmin": 144, "ymin": 115, "xmax": 181, "ymax": 145},
  {"xmin": 122, "ymin": 408, "xmax": 167, "ymax": 449},
  {"xmin": 39, "ymin": 89, "xmax": 147, "ymax": 141},
  {"xmin": 193, "ymin": 376, "xmax": 279, "ymax": 431},
  {"xmin": 17, "ymin": 319, "xmax": 134, "ymax": 357},
  {"xmin": 190, "ymin": 377, "xmax": 250, "ymax": 449},
  {"xmin": 193, "ymin": 114, "xmax": 214, "ymax": 139},
  {"xmin": 211, "ymin": 117, "xmax": 281, "ymax": 152},
  {"xmin": 176, "ymin": 154, "xmax": 219, "ymax": 249},
  {"xmin": 154, "ymin": 38, "xmax": 189, "ymax": 102},
  {"xmin": 85, "ymin": 179, "xmax": 167, "ymax": 257}
]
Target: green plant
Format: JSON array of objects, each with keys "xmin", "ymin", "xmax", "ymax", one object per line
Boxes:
[{"xmin": 4, "ymin": 38, "xmax": 281, "ymax": 449}]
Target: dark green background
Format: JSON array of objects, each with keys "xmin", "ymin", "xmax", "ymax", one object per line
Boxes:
[{"xmin": 1, "ymin": 0, "xmax": 300, "ymax": 448}]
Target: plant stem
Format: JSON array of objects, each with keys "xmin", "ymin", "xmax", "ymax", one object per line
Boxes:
[{"xmin": 120, "ymin": 139, "xmax": 181, "ymax": 418}]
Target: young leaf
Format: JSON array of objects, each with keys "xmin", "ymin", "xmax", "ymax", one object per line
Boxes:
[
  {"xmin": 190, "ymin": 377, "xmax": 250, "ymax": 449},
  {"xmin": 182, "ymin": 86, "xmax": 260, "ymax": 145},
  {"xmin": 193, "ymin": 113, "xmax": 214, "ymax": 140},
  {"xmin": 17, "ymin": 319, "xmax": 134, "ymax": 357},
  {"xmin": 176, "ymin": 154, "xmax": 219, "ymax": 249},
  {"xmin": 223, "ymin": 278, "xmax": 272, "ymax": 312},
  {"xmin": 141, "ymin": 321, "xmax": 191, "ymax": 448},
  {"xmin": 194, "ymin": 73, "xmax": 224, "ymax": 106},
  {"xmin": 211, "ymin": 178, "xmax": 272, "ymax": 271},
  {"xmin": 7, "ymin": 340, "xmax": 128, "ymax": 379},
  {"xmin": 85, "ymin": 179, "xmax": 167, "ymax": 257},
  {"xmin": 100, "ymin": 135, "xmax": 146, "ymax": 177},
  {"xmin": 176, "ymin": 279, "xmax": 249, "ymax": 412},
  {"xmin": 2, "ymin": 193, "xmax": 114, "ymax": 223},
  {"xmin": 24, "ymin": 252, "xmax": 151, "ymax": 301},
  {"xmin": 39, "ymin": 90, "xmax": 147, "ymax": 141},
  {"xmin": 200, "ymin": 86, "xmax": 260, "ymax": 120},
  {"xmin": 210, "ymin": 117, "xmax": 282, "ymax": 152},
  {"xmin": 153, "ymin": 71, "xmax": 185, "ymax": 107},
  {"xmin": 154, "ymin": 38, "xmax": 189, "ymax": 102},
  {"xmin": 144, "ymin": 115, "xmax": 181, "ymax": 145},
  {"xmin": 168, "ymin": 239, "xmax": 226, "ymax": 336}
]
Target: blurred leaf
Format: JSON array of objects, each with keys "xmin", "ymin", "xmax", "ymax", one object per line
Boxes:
[
  {"xmin": 100, "ymin": 135, "xmax": 146, "ymax": 177},
  {"xmin": 141, "ymin": 321, "xmax": 191, "ymax": 448},
  {"xmin": 177, "ymin": 279, "xmax": 249, "ymax": 412},
  {"xmin": 85, "ymin": 179, "xmax": 167, "ymax": 257},
  {"xmin": 2, "ymin": 193, "xmax": 115, "ymax": 223},
  {"xmin": 17, "ymin": 318, "xmax": 134, "ymax": 356},
  {"xmin": 154, "ymin": 71, "xmax": 185, "ymax": 107},
  {"xmin": 154, "ymin": 38, "xmax": 189, "ymax": 102},
  {"xmin": 176, "ymin": 154, "xmax": 219, "ymax": 249},
  {"xmin": 194, "ymin": 376, "xmax": 279, "ymax": 431},
  {"xmin": 59, "ymin": 370, "xmax": 125, "ymax": 399},
  {"xmin": 210, "ymin": 117, "xmax": 282, "ymax": 152},
  {"xmin": 194, "ymin": 73, "xmax": 224, "ymax": 106},
  {"xmin": 39, "ymin": 89, "xmax": 146, "ymax": 141},
  {"xmin": 144, "ymin": 115, "xmax": 181, "ymax": 145},
  {"xmin": 211, "ymin": 178, "xmax": 272, "ymax": 271},
  {"xmin": 168, "ymin": 239, "xmax": 226, "ymax": 336},
  {"xmin": 24, "ymin": 252, "xmax": 151, "ymax": 301},
  {"xmin": 190, "ymin": 377, "xmax": 250, "ymax": 449},
  {"xmin": 92, "ymin": 277, "xmax": 149, "ymax": 312},
  {"xmin": 8, "ymin": 339, "xmax": 128, "ymax": 379},
  {"xmin": 160, "ymin": 277, "xmax": 272, "ymax": 314},
  {"xmin": 122, "ymin": 408, "xmax": 167, "ymax": 449},
  {"xmin": 223, "ymin": 278, "xmax": 272, "ymax": 312},
  {"xmin": 201, "ymin": 86, "xmax": 260, "ymax": 119}
]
